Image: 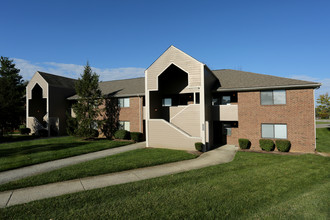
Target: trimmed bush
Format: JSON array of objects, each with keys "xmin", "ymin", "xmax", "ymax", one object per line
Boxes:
[
  {"xmin": 259, "ymin": 139, "xmax": 275, "ymax": 151},
  {"xmin": 131, "ymin": 132, "xmax": 143, "ymax": 142},
  {"xmin": 38, "ymin": 129, "xmax": 48, "ymax": 137},
  {"xmin": 238, "ymin": 138, "xmax": 251, "ymax": 149},
  {"xmin": 276, "ymin": 140, "xmax": 291, "ymax": 152},
  {"xmin": 20, "ymin": 128, "xmax": 31, "ymax": 135},
  {"xmin": 195, "ymin": 142, "xmax": 203, "ymax": 152},
  {"xmin": 114, "ymin": 130, "xmax": 130, "ymax": 140}
]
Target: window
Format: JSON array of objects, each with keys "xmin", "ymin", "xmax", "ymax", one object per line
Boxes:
[
  {"xmin": 261, "ymin": 124, "xmax": 287, "ymax": 139},
  {"xmin": 119, "ymin": 121, "xmax": 130, "ymax": 131},
  {"xmin": 261, "ymin": 90, "xmax": 286, "ymax": 105},
  {"xmin": 162, "ymin": 98, "xmax": 172, "ymax": 107},
  {"xmin": 221, "ymin": 96, "xmax": 231, "ymax": 105},
  {"xmin": 118, "ymin": 98, "xmax": 130, "ymax": 108}
]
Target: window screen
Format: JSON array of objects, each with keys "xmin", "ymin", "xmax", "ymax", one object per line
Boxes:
[
  {"xmin": 262, "ymin": 124, "xmax": 287, "ymax": 139},
  {"xmin": 262, "ymin": 124, "xmax": 274, "ymax": 138}
]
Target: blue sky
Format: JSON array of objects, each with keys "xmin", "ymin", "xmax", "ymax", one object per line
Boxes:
[{"xmin": 1, "ymin": 0, "xmax": 329, "ymax": 97}]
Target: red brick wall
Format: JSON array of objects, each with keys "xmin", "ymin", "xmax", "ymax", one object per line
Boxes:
[
  {"xmin": 226, "ymin": 89, "xmax": 315, "ymax": 152},
  {"xmin": 119, "ymin": 97, "xmax": 144, "ymax": 133}
]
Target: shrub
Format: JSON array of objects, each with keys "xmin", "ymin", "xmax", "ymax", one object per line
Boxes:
[
  {"xmin": 276, "ymin": 140, "xmax": 291, "ymax": 152},
  {"xmin": 259, "ymin": 139, "xmax": 275, "ymax": 151},
  {"xmin": 114, "ymin": 130, "xmax": 130, "ymax": 140},
  {"xmin": 19, "ymin": 124, "xmax": 26, "ymax": 130},
  {"xmin": 195, "ymin": 142, "xmax": 203, "ymax": 152},
  {"xmin": 20, "ymin": 128, "xmax": 31, "ymax": 135},
  {"xmin": 131, "ymin": 132, "xmax": 143, "ymax": 142},
  {"xmin": 92, "ymin": 129, "xmax": 99, "ymax": 138},
  {"xmin": 38, "ymin": 129, "xmax": 48, "ymax": 137},
  {"xmin": 238, "ymin": 138, "xmax": 251, "ymax": 149}
]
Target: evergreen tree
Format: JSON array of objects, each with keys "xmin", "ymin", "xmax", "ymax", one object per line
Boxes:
[
  {"xmin": 101, "ymin": 95, "xmax": 120, "ymax": 139},
  {"xmin": 73, "ymin": 62, "xmax": 102, "ymax": 138},
  {"xmin": 0, "ymin": 57, "xmax": 25, "ymax": 136}
]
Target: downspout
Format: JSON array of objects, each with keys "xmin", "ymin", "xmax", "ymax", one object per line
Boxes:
[{"xmin": 138, "ymin": 95, "xmax": 141, "ymax": 132}]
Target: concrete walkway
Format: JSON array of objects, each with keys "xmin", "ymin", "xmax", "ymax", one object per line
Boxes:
[
  {"xmin": 0, "ymin": 142, "xmax": 146, "ymax": 185},
  {"xmin": 0, "ymin": 145, "xmax": 238, "ymax": 208}
]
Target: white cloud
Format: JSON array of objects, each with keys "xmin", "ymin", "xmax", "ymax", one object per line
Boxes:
[
  {"xmin": 290, "ymin": 75, "xmax": 330, "ymax": 98},
  {"xmin": 12, "ymin": 58, "xmax": 145, "ymax": 82}
]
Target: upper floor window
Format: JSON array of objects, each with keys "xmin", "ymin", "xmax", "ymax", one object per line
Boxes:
[
  {"xmin": 162, "ymin": 98, "xmax": 172, "ymax": 107},
  {"xmin": 118, "ymin": 98, "xmax": 130, "ymax": 108},
  {"xmin": 261, "ymin": 90, "xmax": 286, "ymax": 105},
  {"xmin": 261, "ymin": 124, "xmax": 287, "ymax": 139}
]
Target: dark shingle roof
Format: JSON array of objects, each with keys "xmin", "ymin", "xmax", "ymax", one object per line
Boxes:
[
  {"xmin": 212, "ymin": 69, "xmax": 321, "ymax": 91},
  {"xmin": 39, "ymin": 69, "xmax": 320, "ymax": 100},
  {"xmin": 67, "ymin": 77, "xmax": 145, "ymax": 100},
  {"xmin": 38, "ymin": 71, "xmax": 77, "ymax": 89}
]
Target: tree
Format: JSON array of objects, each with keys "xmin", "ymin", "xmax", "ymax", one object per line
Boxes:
[
  {"xmin": 316, "ymin": 93, "xmax": 330, "ymax": 119},
  {"xmin": 0, "ymin": 57, "xmax": 25, "ymax": 136},
  {"xmin": 72, "ymin": 62, "xmax": 103, "ymax": 138},
  {"xmin": 101, "ymin": 95, "xmax": 120, "ymax": 139}
]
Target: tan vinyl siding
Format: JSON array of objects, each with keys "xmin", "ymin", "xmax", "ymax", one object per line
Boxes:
[
  {"xmin": 27, "ymin": 72, "xmax": 48, "ymax": 99},
  {"xmin": 212, "ymin": 105, "xmax": 238, "ymax": 121},
  {"xmin": 148, "ymin": 119, "xmax": 202, "ymax": 150},
  {"xmin": 170, "ymin": 104, "xmax": 200, "ymax": 137},
  {"xmin": 147, "ymin": 46, "xmax": 202, "ymax": 90}
]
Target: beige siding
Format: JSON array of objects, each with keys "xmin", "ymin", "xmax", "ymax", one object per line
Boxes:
[
  {"xmin": 27, "ymin": 72, "xmax": 48, "ymax": 99},
  {"xmin": 170, "ymin": 104, "xmax": 200, "ymax": 137},
  {"xmin": 146, "ymin": 46, "xmax": 202, "ymax": 90},
  {"xmin": 169, "ymin": 106, "xmax": 186, "ymax": 119},
  {"xmin": 148, "ymin": 119, "xmax": 202, "ymax": 150},
  {"xmin": 212, "ymin": 105, "xmax": 238, "ymax": 121}
]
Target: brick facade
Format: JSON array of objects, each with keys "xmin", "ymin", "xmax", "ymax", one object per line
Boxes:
[
  {"xmin": 226, "ymin": 88, "xmax": 315, "ymax": 152},
  {"xmin": 119, "ymin": 96, "xmax": 144, "ymax": 133}
]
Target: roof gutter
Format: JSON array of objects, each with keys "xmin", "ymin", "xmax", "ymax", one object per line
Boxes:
[{"xmin": 216, "ymin": 83, "xmax": 321, "ymax": 92}]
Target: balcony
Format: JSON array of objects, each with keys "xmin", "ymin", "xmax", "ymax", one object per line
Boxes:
[{"xmin": 212, "ymin": 104, "xmax": 238, "ymax": 121}]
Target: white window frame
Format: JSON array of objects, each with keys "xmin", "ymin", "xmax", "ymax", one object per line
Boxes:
[
  {"xmin": 261, "ymin": 90, "xmax": 286, "ymax": 105},
  {"xmin": 118, "ymin": 98, "xmax": 130, "ymax": 108},
  {"xmin": 261, "ymin": 123, "xmax": 287, "ymax": 139},
  {"xmin": 119, "ymin": 121, "xmax": 130, "ymax": 131}
]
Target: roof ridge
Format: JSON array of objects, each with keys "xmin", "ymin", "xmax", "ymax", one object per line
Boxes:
[
  {"xmin": 37, "ymin": 71, "xmax": 77, "ymax": 81},
  {"xmin": 100, "ymin": 77, "xmax": 145, "ymax": 83}
]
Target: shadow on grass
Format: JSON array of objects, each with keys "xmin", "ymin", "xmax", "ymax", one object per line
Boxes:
[
  {"xmin": 0, "ymin": 142, "xmax": 90, "ymax": 158},
  {"xmin": 0, "ymin": 135, "xmax": 39, "ymax": 144}
]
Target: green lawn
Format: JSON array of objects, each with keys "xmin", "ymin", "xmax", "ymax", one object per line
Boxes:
[
  {"xmin": 0, "ymin": 136, "xmax": 131, "ymax": 172},
  {"xmin": 1, "ymin": 152, "xmax": 329, "ymax": 219},
  {"xmin": 0, "ymin": 148, "xmax": 197, "ymax": 192},
  {"xmin": 316, "ymin": 121, "xmax": 330, "ymax": 124},
  {"xmin": 316, "ymin": 128, "xmax": 330, "ymax": 153}
]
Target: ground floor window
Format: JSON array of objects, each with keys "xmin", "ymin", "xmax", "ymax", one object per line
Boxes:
[
  {"xmin": 119, "ymin": 121, "xmax": 130, "ymax": 131},
  {"xmin": 261, "ymin": 124, "xmax": 287, "ymax": 139}
]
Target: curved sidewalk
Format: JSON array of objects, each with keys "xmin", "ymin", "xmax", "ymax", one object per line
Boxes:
[
  {"xmin": 0, "ymin": 142, "xmax": 146, "ymax": 185},
  {"xmin": 0, "ymin": 145, "xmax": 238, "ymax": 208}
]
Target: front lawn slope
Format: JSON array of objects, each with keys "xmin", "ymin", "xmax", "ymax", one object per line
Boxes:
[
  {"xmin": 0, "ymin": 137, "xmax": 131, "ymax": 172},
  {"xmin": 1, "ymin": 152, "xmax": 329, "ymax": 219},
  {"xmin": 0, "ymin": 148, "xmax": 197, "ymax": 192}
]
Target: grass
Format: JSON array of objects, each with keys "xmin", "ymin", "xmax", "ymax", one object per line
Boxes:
[
  {"xmin": 0, "ymin": 148, "xmax": 197, "ymax": 192},
  {"xmin": 0, "ymin": 136, "xmax": 131, "ymax": 172},
  {"xmin": 1, "ymin": 152, "xmax": 329, "ymax": 219},
  {"xmin": 0, "ymin": 135, "xmax": 39, "ymax": 143},
  {"xmin": 316, "ymin": 128, "xmax": 330, "ymax": 153},
  {"xmin": 316, "ymin": 121, "xmax": 330, "ymax": 124}
]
